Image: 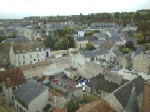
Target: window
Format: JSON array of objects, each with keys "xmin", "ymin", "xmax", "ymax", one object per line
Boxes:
[
  {"xmin": 30, "ymin": 61, "xmax": 32, "ymax": 64},
  {"xmin": 12, "ymin": 97, "xmax": 14, "ymax": 100},
  {"xmin": 23, "ymin": 61, "xmax": 25, "ymax": 65},
  {"xmin": 38, "ymin": 59, "xmax": 40, "ymax": 61},
  {"xmin": 12, "ymin": 87, "xmax": 16, "ymax": 90},
  {"xmin": 23, "ymin": 55, "xmax": 25, "ymax": 59},
  {"xmin": 30, "ymin": 55, "xmax": 32, "ymax": 58},
  {"xmin": 34, "ymin": 59, "xmax": 36, "ymax": 61}
]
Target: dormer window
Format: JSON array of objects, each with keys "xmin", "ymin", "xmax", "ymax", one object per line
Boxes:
[
  {"xmin": 17, "ymin": 50, "xmax": 19, "ymax": 53},
  {"xmin": 36, "ymin": 48, "xmax": 39, "ymax": 51}
]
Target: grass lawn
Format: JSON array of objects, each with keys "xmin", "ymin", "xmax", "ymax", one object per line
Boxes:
[{"xmin": 80, "ymin": 93, "xmax": 100, "ymax": 104}]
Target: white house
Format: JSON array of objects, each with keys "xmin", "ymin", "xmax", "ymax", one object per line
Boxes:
[
  {"xmin": 9, "ymin": 43, "xmax": 46, "ymax": 66},
  {"xmin": 78, "ymin": 31, "xmax": 85, "ymax": 37},
  {"xmin": 14, "ymin": 80, "xmax": 49, "ymax": 112},
  {"xmin": 71, "ymin": 48, "xmax": 109, "ymax": 67}
]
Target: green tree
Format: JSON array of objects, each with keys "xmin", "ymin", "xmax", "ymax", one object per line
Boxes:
[
  {"xmin": 0, "ymin": 36, "xmax": 6, "ymax": 43},
  {"xmin": 134, "ymin": 32, "xmax": 143, "ymax": 41},
  {"xmin": 85, "ymin": 42, "xmax": 95, "ymax": 51},
  {"xmin": 67, "ymin": 99, "xmax": 79, "ymax": 112},
  {"xmin": 44, "ymin": 35, "xmax": 54, "ymax": 49},
  {"xmin": 54, "ymin": 41, "xmax": 61, "ymax": 50}
]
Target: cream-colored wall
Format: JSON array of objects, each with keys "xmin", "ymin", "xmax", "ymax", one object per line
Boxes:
[
  {"xmin": 9, "ymin": 45, "xmax": 15, "ymax": 66},
  {"xmin": 15, "ymin": 50, "xmax": 46, "ymax": 66},
  {"xmin": 104, "ymin": 93, "xmax": 123, "ymax": 112},
  {"xmin": 2, "ymin": 82, "xmax": 14, "ymax": 104},
  {"xmin": 15, "ymin": 88, "xmax": 49, "ymax": 112},
  {"xmin": 76, "ymin": 41, "xmax": 88, "ymax": 49},
  {"xmin": 71, "ymin": 54, "xmax": 86, "ymax": 67},
  {"xmin": 54, "ymin": 96, "xmax": 70, "ymax": 108},
  {"xmin": 133, "ymin": 53, "xmax": 150, "ymax": 73},
  {"xmin": 29, "ymin": 89, "xmax": 49, "ymax": 112}
]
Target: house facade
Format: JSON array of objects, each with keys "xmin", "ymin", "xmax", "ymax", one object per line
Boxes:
[
  {"xmin": 14, "ymin": 80, "xmax": 49, "ymax": 112},
  {"xmin": 133, "ymin": 52, "xmax": 150, "ymax": 74},
  {"xmin": 0, "ymin": 68, "xmax": 26, "ymax": 104},
  {"xmin": 71, "ymin": 48, "xmax": 109, "ymax": 67},
  {"xmin": 0, "ymin": 43, "xmax": 11, "ymax": 67},
  {"xmin": 118, "ymin": 54, "xmax": 132, "ymax": 69}
]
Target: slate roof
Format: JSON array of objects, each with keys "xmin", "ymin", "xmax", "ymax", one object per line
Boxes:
[
  {"xmin": 114, "ymin": 76, "xmax": 144, "ymax": 108},
  {"xmin": 76, "ymin": 36, "xmax": 98, "ymax": 42},
  {"xmin": 77, "ymin": 100, "xmax": 116, "ymax": 112},
  {"xmin": 0, "ymin": 43, "xmax": 11, "ymax": 52},
  {"xmin": 0, "ymin": 68, "xmax": 26, "ymax": 88},
  {"xmin": 12, "ymin": 42, "xmax": 45, "ymax": 54},
  {"xmin": 2, "ymin": 36, "xmax": 30, "ymax": 43},
  {"xmin": 94, "ymin": 32, "xmax": 107, "ymax": 38},
  {"xmin": 81, "ymin": 48, "xmax": 108, "ymax": 58},
  {"xmin": 89, "ymin": 74, "xmax": 120, "ymax": 93},
  {"xmin": 76, "ymin": 37, "xmax": 88, "ymax": 41},
  {"xmin": 14, "ymin": 80, "xmax": 48, "ymax": 105},
  {"xmin": 90, "ymin": 22, "xmax": 118, "ymax": 29},
  {"xmin": 109, "ymin": 31, "xmax": 123, "ymax": 38}
]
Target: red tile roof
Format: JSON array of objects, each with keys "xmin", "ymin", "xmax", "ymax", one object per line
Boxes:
[
  {"xmin": 142, "ymin": 83, "xmax": 150, "ymax": 112},
  {"xmin": 0, "ymin": 68, "xmax": 26, "ymax": 88},
  {"xmin": 77, "ymin": 100, "xmax": 116, "ymax": 112},
  {"xmin": 37, "ymin": 75, "xmax": 46, "ymax": 83}
]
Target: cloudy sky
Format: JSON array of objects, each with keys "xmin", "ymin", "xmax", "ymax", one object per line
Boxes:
[{"xmin": 0, "ymin": 0, "xmax": 150, "ymax": 18}]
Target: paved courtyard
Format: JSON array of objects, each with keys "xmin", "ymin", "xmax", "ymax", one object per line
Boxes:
[{"xmin": 23, "ymin": 57, "xmax": 72, "ymax": 79}]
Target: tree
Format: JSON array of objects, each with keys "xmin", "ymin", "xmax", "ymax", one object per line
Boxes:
[
  {"xmin": 61, "ymin": 37, "xmax": 68, "ymax": 50},
  {"xmin": 67, "ymin": 99, "xmax": 79, "ymax": 112},
  {"xmin": 54, "ymin": 41, "xmax": 61, "ymax": 50},
  {"xmin": 134, "ymin": 32, "xmax": 143, "ymax": 41},
  {"xmin": 0, "ymin": 36, "xmax": 6, "ymax": 43},
  {"xmin": 137, "ymin": 21, "xmax": 150, "ymax": 41},
  {"xmin": 85, "ymin": 42, "xmax": 95, "ymax": 51},
  {"xmin": 44, "ymin": 35, "xmax": 54, "ymax": 48},
  {"xmin": 125, "ymin": 41, "xmax": 135, "ymax": 50}
]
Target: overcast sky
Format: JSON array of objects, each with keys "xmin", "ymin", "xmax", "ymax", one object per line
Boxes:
[{"xmin": 0, "ymin": 0, "xmax": 150, "ymax": 19}]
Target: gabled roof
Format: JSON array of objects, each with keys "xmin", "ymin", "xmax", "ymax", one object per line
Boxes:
[
  {"xmin": 3, "ymin": 36, "xmax": 30, "ymax": 44},
  {"xmin": 89, "ymin": 74, "xmax": 120, "ymax": 93},
  {"xmin": 76, "ymin": 36, "xmax": 98, "ymax": 42},
  {"xmin": 81, "ymin": 48, "xmax": 108, "ymax": 58},
  {"xmin": 77, "ymin": 100, "xmax": 116, "ymax": 112},
  {"xmin": 114, "ymin": 76, "xmax": 144, "ymax": 108},
  {"xmin": 14, "ymin": 80, "xmax": 48, "ymax": 105},
  {"xmin": 76, "ymin": 37, "xmax": 88, "ymax": 41},
  {"xmin": 90, "ymin": 22, "xmax": 118, "ymax": 29},
  {"xmin": 109, "ymin": 31, "xmax": 123, "ymax": 38},
  {"xmin": 94, "ymin": 32, "xmax": 107, "ymax": 38},
  {"xmin": 0, "ymin": 68, "xmax": 26, "ymax": 88},
  {"xmin": 12, "ymin": 42, "xmax": 45, "ymax": 54}
]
